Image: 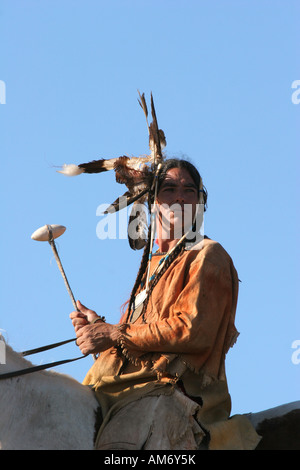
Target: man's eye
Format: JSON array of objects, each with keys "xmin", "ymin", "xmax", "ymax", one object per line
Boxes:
[{"xmin": 162, "ymin": 187, "xmax": 175, "ymax": 192}]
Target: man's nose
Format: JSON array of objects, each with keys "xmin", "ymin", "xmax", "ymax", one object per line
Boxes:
[{"xmin": 175, "ymin": 189, "xmax": 186, "ymax": 203}]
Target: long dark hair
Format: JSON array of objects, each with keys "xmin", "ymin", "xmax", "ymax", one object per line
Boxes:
[{"xmin": 126, "ymin": 158, "xmax": 207, "ymax": 321}]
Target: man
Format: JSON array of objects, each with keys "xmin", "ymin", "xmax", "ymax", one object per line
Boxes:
[{"xmin": 70, "ymin": 159, "xmax": 261, "ymax": 450}]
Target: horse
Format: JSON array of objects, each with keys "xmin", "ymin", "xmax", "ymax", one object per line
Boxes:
[
  {"xmin": 0, "ymin": 337, "xmax": 299, "ymax": 450},
  {"xmin": 0, "ymin": 338, "xmax": 101, "ymax": 450},
  {"xmin": 247, "ymin": 401, "xmax": 300, "ymax": 450}
]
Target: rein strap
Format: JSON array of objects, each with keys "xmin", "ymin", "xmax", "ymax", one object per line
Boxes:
[
  {"xmin": 22, "ymin": 338, "xmax": 76, "ymax": 357},
  {"xmin": 0, "ymin": 337, "xmax": 85, "ymax": 381},
  {"xmin": 0, "ymin": 355, "xmax": 86, "ymax": 381}
]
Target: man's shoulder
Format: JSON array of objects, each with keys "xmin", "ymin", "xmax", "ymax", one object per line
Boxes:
[
  {"xmin": 183, "ymin": 237, "xmax": 239, "ymax": 288},
  {"xmin": 186, "ymin": 236, "xmax": 233, "ymax": 267},
  {"xmin": 187, "ymin": 236, "xmax": 228, "ymax": 255}
]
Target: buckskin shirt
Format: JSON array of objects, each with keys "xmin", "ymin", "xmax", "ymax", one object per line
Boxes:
[{"xmin": 83, "ymin": 238, "xmax": 261, "ymax": 450}]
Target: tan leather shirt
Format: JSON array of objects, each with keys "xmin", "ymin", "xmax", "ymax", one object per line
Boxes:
[{"xmin": 83, "ymin": 238, "xmax": 261, "ymax": 449}]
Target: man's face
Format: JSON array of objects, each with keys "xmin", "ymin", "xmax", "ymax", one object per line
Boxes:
[{"xmin": 156, "ymin": 167, "xmax": 199, "ymax": 240}]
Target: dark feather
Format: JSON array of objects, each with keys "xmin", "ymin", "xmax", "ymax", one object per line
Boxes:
[
  {"xmin": 128, "ymin": 201, "xmax": 148, "ymax": 250},
  {"xmin": 78, "ymin": 158, "xmax": 121, "ymax": 173},
  {"xmin": 159, "ymin": 129, "xmax": 167, "ymax": 149},
  {"xmin": 114, "ymin": 156, "xmax": 152, "ymax": 189},
  {"xmin": 103, "ymin": 187, "xmax": 149, "ymax": 214},
  {"xmin": 148, "ymin": 93, "xmax": 164, "ymax": 163},
  {"xmin": 137, "ymin": 90, "xmax": 149, "ymax": 128}
]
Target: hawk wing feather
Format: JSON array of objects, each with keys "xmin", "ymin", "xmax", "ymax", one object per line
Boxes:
[
  {"xmin": 57, "ymin": 92, "xmax": 166, "ymax": 250},
  {"xmin": 103, "ymin": 186, "xmax": 149, "ymax": 214},
  {"xmin": 114, "ymin": 156, "xmax": 152, "ymax": 188},
  {"xmin": 137, "ymin": 90, "xmax": 149, "ymax": 132},
  {"xmin": 148, "ymin": 93, "xmax": 166, "ymax": 163},
  {"xmin": 78, "ymin": 157, "xmax": 120, "ymax": 173}
]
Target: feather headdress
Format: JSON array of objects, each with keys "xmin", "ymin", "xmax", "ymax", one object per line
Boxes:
[{"xmin": 58, "ymin": 92, "xmax": 166, "ymax": 250}]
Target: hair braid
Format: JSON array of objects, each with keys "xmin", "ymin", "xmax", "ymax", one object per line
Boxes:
[{"xmin": 126, "ymin": 224, "xmax": 151, "ymax": 320}]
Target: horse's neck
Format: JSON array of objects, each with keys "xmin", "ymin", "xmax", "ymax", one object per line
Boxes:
[
  {"xmin": 3, "ymin": 342, "xmax": 34, "ymax": 373},
  {"xmin": 0, "ymin": 339, "xmax": 99, "ymax": 450},
  {"xmin": 1, "ymin": 339, "xmax": 96, "ymax": 408},
  {"xmin": 1, "ymin": 338, "xmax": 80, "ymax": 398},
  {"xmin": 2, "ymin": 341, "xmax": 79, "ymax": 392}
]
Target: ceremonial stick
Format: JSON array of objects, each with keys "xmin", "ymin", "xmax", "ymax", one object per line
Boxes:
[{"xmin": 31, "ymin": 224, "xmax": 79, "ymax": 312}]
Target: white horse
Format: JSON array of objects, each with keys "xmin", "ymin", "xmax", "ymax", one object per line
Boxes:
[
  {"xmin": 0, "ymin": 338, "xmax": 299, "ymax": 450},
  {"xmin": 0, "ymin": 338, "xmax": 101, "ymax": 450}
]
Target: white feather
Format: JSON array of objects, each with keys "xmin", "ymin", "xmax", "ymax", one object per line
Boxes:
[{"xmin": 57, "ymin": 164, "xmax": 84, "ymax": 177}]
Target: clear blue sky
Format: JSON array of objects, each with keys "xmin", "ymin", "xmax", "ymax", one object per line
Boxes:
[{"xmin": 0, "ymin": 0, "xmax": 299, "ymax": 416}]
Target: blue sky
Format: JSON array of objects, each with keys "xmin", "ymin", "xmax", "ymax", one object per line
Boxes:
[{"xmin": 0, "ymin": 0, "xmax": 299, "ymax": 416}]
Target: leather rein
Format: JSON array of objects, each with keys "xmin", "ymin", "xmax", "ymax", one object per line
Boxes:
[{"xmin": 0, "ymin": 337, "xmax": 86, "ymax": 380}]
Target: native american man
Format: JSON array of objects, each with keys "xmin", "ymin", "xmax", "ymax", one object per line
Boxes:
[{"xmin": 69, "ymin": 157, "xmax": 261, "ymax": 450}]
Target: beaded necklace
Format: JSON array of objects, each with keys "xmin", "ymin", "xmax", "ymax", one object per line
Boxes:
[{"xmin": 129, "ymin": 232, "xmax": 187, "ymax": 322}]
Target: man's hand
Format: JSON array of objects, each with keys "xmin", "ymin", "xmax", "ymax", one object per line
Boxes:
[{"xmin": 70, "ymin": 300, "xmax": 119, "ymax": 356}]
